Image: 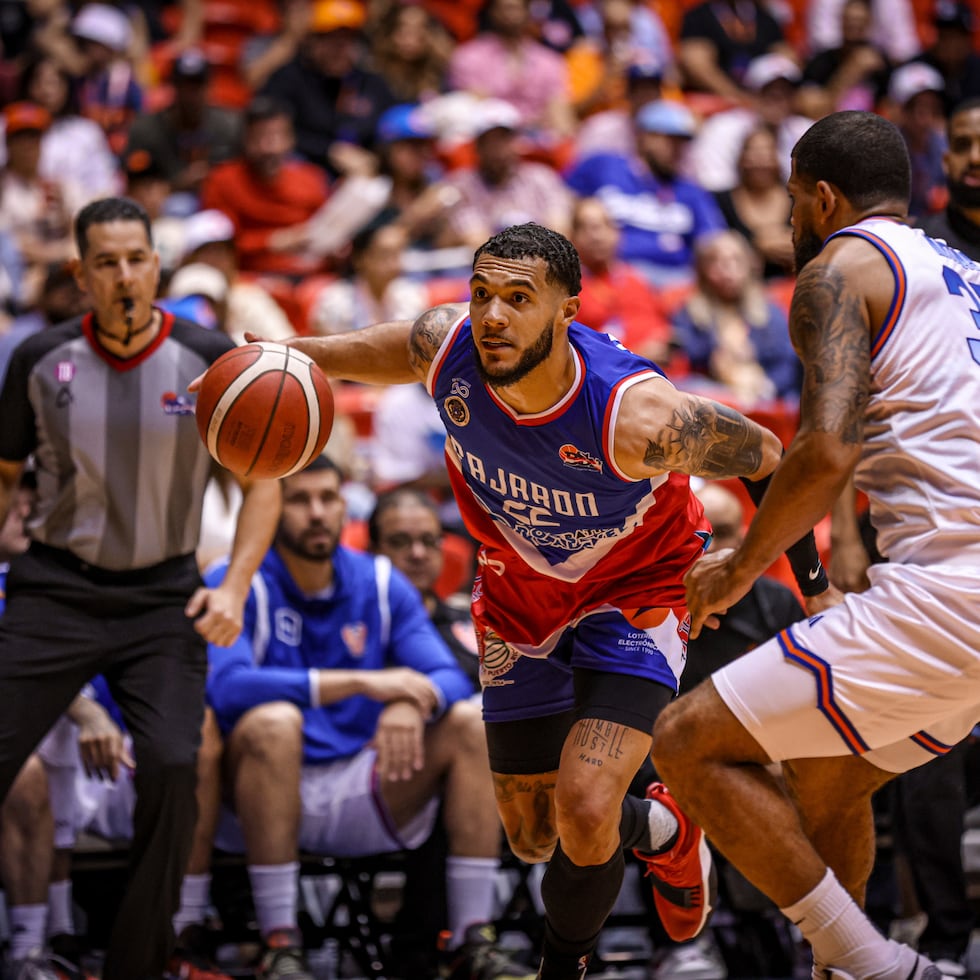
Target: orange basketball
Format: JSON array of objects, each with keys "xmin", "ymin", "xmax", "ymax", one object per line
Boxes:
[{"xmin": 195, "ymin": 342, "xmax": 334, "ymax": 479}]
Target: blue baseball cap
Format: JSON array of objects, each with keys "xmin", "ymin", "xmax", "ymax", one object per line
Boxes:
[
  {"xmin": 635, "ymin": 100, "xmax": 697, "ymax": 138},
  {"xmin": 626, "ymin": 54, "xmax": 665, "ymax": 84},
  {"xmin": 376, "ymin": 104, "xmax": 435, "ymax": 144}
]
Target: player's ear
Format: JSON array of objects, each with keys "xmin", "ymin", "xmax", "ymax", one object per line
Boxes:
[
  {"xmin": 815, "ymin": 180, "xmax": 839, "ymax": 218},
  {"xmin": 560, "ymin": 295, "xmax": 580, "ymax": 326}
]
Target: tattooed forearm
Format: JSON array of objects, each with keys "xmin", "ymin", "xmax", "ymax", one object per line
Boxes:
[
  {"xmin": 643, "ymin": 399, "xmax": 764, "ymax": 477},
  {"xmin": 407, "ymin": 304, "xmax": 464, "ymax": 375},
  {"xmin": 789, "ymin": 264, "xmax": 869, "ymax": 444}
]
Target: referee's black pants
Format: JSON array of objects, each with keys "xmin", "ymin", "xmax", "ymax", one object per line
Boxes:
[{"xmin": 0, "ymin": 543, "xmax": 207, "ymax": 980}]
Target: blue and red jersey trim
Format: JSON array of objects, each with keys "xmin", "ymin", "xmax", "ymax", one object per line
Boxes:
[{"xmin": 778, "ymin": 626, "xmax": 870, "ymax": 755}]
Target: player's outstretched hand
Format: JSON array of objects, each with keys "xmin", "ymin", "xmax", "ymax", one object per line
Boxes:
[
  {"xmin": 185, "ymin": 583, "xmax": 244, "ymax": 647},
  {"xmin": 684, "ymin": 547, "xmax": 753, "ymax": 638}
]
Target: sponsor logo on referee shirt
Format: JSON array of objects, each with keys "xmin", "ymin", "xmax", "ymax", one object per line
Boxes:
[{"xmin": 161, "ymin": 391, "xmax": 196, "ymax": 415}]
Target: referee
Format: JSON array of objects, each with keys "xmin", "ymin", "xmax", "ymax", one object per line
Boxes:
[{"xmin": 0, "ymin": 197, "xmax": 280, "ymax": 980}]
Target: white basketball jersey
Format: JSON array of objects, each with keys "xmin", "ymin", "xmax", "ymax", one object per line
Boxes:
[{"xmin": 828, "ymin": 218, "xmax": 980, "ymax": 566}]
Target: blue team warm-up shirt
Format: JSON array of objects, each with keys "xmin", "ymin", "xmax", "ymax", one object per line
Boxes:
[
  {"xmin": 205, "ymin": 546, "xmax": 473, "ymax": 765},
  {"xmin": 564, "ymin": 153, "xmax": 725, "ymax": 271}
]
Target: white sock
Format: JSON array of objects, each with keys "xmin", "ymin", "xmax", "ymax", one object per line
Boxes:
[
  {"xmin": 780, "ymin": 869, "xmax": 905, "ymax": 978},
  {"xmin": 647, "ymin": 800, "xmax": 680, "ymax": 852},
  {"xmin": 248, "ymin": 862, "xmax": 299, "ymax": 939},
  {"xmin": 46, "ymin": 881, "xmax": 74, "ymax": 938},
  {"xmin": 173, "ymin": 872, "xmax": 212, "ymax": 936},
  {"xmin": 446, "ymin": 856, "xmax": 500, "ymax": 947},
  {"xmin": 9, "ymin": 904, "xmax": 47, "ymax": 959}
]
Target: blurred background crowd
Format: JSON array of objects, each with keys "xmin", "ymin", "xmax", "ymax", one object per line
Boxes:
[
  {"xmin": 2, "ymin": 2, "xmax": 980, "ymax": 977},
  {"xmin": 1, "ymin": 0, "xmax": 976, "ymax": 452}
]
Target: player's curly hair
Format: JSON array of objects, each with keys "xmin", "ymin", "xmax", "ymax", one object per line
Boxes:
[{"xmin": 474, "ymin": 223, "xmax": 582, "ymax": 296}]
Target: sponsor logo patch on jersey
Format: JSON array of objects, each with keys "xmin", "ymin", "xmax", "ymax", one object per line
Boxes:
[
  {"xmin": 161, "ymin": 391, "xmax": 196, "ymax": 415},
  {"xmin": 341, "ymin": 622, "xmax": 367, "ymax": 657},
  {"xmin": 559, "ymin": 443, "xmax": 603, "ymax": 473},
  {"xmin": 444, "ymin": 395, "xmax": 470, "ymax": 426}
]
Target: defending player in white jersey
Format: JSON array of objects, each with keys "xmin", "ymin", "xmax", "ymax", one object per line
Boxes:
[{"xmin": 654, "ymin": 110, "xmax": 980, "ymax": 980}]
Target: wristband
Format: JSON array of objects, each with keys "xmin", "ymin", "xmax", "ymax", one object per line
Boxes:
[{"xmin": 739, "ymin": 469, "xmax": 829, "ymax": 597}]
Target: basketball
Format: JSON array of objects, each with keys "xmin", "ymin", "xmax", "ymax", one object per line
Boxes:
[{"xmin": 195, "ymin": 342, "xmax": 334, "ymax": 479}]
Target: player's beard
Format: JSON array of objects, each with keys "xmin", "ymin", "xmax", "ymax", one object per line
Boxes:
[
  {"xmin": 276, "ymin": 523, "xmax": 337, "ymax": 562},
  {"xmin": 474, "ymin": 321, "xmax": 554, "ymax": 388},
  {"xmin": 793, "ymin": 223, "xmax": 825, "ymax": 273}
]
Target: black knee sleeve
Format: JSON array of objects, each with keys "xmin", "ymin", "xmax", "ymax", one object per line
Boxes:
[{"xmin": 540, "ymin": 841, "xmax": 625, "ymax": 956}]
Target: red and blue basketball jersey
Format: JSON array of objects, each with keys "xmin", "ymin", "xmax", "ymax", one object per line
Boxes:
[{"xmin": 427, "ymin": 315, "xmax": 711, "ymax": 651}]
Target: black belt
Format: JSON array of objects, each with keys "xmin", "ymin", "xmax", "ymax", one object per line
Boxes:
[{"xmin": 28, "ymin": 541, "xmax": 198, "ymax": 587}]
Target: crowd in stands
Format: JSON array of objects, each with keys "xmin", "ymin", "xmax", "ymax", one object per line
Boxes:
[
  {"xmin": 1, "ymin": 0, "xmax": 980, "ymax": 978},
  {"xmin": 3, "ymin": 0, "xmax": 978, "ymax": 421}
]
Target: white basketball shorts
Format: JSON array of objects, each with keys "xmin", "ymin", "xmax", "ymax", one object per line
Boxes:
[{"xmin": 713, "ymin": 562, "xmax": 980, "ymax": 773}]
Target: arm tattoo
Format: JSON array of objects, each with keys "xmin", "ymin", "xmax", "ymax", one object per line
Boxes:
[
  {"xmin": 407, "ymin": 304, "xmax": 462, "ymax": 377},
  {"xmin": 789, "ymin": 264, "xmax": 869, "ymax": 444},
  {"xmin": 643, "ymin": 400, "xmax": 764, "ymax": 477}
]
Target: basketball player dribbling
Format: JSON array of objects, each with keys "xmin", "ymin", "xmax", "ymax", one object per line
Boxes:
[
  {"xmin": 654, "ymin": 111, "xmax": 980, "ymax": 980},
  {"xmin": 282, "ymin": 221, "xmax": 833, "ymax": 979}
]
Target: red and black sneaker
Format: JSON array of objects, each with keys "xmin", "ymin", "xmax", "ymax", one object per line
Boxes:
[{"xmin": 633, "ymin": 782, "xmax": 716, "ymax": 943}]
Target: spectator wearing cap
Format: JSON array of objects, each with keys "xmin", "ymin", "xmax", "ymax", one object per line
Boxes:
[
  {"xmin": 120, "ymin": 146, "xmax": 186, "ymax": 274},
  {"xmin": 124, "ymin": 48, "xmax": 241, "ymax": 209},
  {"xmin": 161, "ymin": 261, "xmax": 230, "ymax": 332},
  {"xmin": 433, "ymin": 98, "xmax": 573, "ymax": 251},
  {"xmin": 259, "ymin": 0, "xmax": 398, "ymax": 178},
  {"xmin": 677, "ymin": 0, "xmax": 792, "ymax": 105},
  {"xmin": 572, "ymin": 52, "xmax": 666, "ymax": 161},
  {"xmin": 175, "ymin": 208, "xmax": 294, "ymax": 344},
  {"xmin": 371, "ymin": 103, "xmax": 460, "ymax": 259},
  {"xmin": 686, "ymin": 52, "xmax": 812, "ymax": 193},
  {"xmin": 8, "ymin": 52, "xmax": 120, "ymax": 201},
  {"xmin": 447, "ymin": 0, "xmax": 575, "ymax": 147},
  {"xmin": 200, "ymin": 95, "xmax": 330, "ymax": 278},
  {"xmin": 913, "ymin": 0, "xmax": 980, "ymax": 113},
  {"xmin": 887, "ymin": 61, "xmax": 948, "ymax": 216},
  {"xmin": 799, "ymin": 0, "xmax": 893, "ymax": 117},
  {"xmin": 566, "ymin": 99, "xmax": 725, "ymax": 287},
  {"xmin": 69, "ymin": 2, "xmax": 143, "ymax": 155},
  {"xmin": 0, "ymin": 102, "xmax": 77, "ymax": 306}
]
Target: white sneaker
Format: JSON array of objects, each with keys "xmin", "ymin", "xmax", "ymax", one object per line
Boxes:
[
  {"xmin": 2, "ymin": 951, "xmax": 60, "ymax": 980},
  {"xmin": 653, "ymin": 933, "xmax": 727, "ymax": 980}
]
